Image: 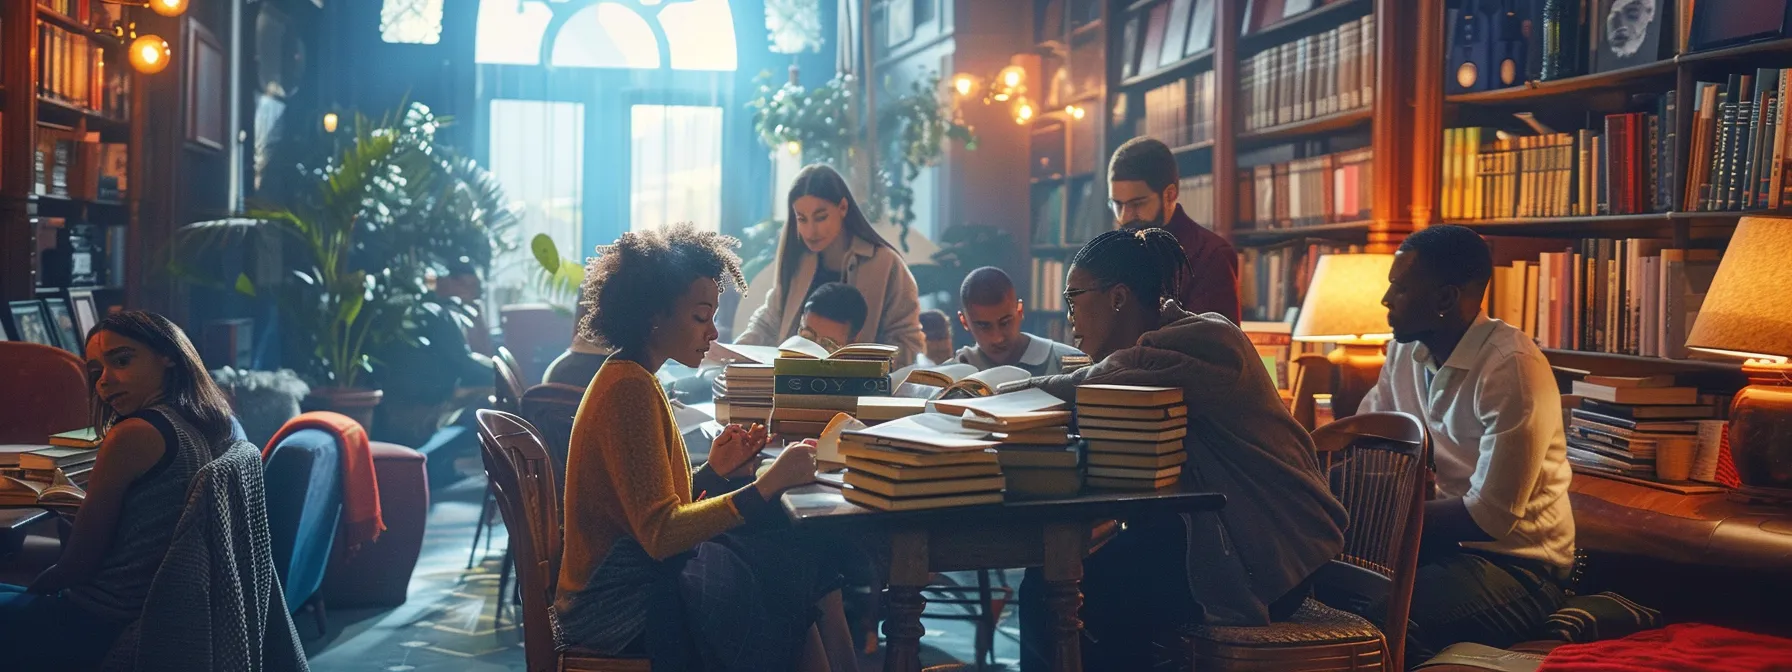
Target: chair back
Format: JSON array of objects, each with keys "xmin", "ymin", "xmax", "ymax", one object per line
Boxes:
[
  {"xmin": 262, "ymin": 428, "xmax": 345, "ymax": 612},
  {"xmin": 493, "ymin": 353, "xmax": 526, "ymax": 416},
  {"xmin": 0, "ymin": 342, "xmax": 90, "ymax": 443},
  {"xmin": 500, "ymin": 304, "xmax": 574, "ymax": 385},
  {"xmin": 519, "ymin": 383, "xmax": 584, "ymax": 500},
  {"xmin": 497, "ymin": 346, "xmax": 525, "ymax": 388},
  {"xmin": 475, "ymin": 409, "xmax": 563, "ymax": 672},
  {"xmin": 1310, "ymin": 411, "xmax": 1429, "ymax": 670}
]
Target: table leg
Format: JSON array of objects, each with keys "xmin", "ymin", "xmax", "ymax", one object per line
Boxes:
[
  {"xmin": 883, "ymin": 528, "xmax": 929, "ymax": 672},
  {"xmin": 1043, "ymin": 522, "xmax": 1089, "ymax": 672}
]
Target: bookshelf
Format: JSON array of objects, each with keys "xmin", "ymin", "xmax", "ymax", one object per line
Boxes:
[
  {"xmin": 1091, "ymin": 0, "xmax": 1417, "ymax": 322},
  {"xmin": 1418, "ymin": 0, "xmax": 1792, "ymax": 370},
  {"xmin": 0, "ymin": 0, "xmax": 139, "ymax": 302}
]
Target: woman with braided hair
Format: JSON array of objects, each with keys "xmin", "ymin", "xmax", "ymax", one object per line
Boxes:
[{"xmin": 1016, "ymin": 228, "xmax": 1349, "ymax": 671}]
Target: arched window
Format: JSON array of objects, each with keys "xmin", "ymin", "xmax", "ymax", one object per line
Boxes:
[
  {"xmin": 475, "ymin": 0, "xmax": 737, "ymax": 71},
  {"xmin": 380, "ymin": 0, "xmax": 444, "ymax": 45}
]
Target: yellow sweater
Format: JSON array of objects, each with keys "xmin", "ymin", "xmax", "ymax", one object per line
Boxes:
[{"xmin": 556, "ymin": 360, "xmax": 747, "ymax": 603}]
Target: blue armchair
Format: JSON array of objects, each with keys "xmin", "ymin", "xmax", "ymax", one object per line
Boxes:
[{"xmin": 262, "ymin": 428, "xmax": 345, "ymax": 635}]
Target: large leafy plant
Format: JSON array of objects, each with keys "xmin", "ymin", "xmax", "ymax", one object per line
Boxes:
[{"xmin": 171, "ymin": 103, "xmax": 518, "ymax": 388}]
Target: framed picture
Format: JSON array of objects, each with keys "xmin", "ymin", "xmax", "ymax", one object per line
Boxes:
[
  {"xmin": 70, "ymin": 290, "xmax": 99, "ymax": 338},
  {"xmin": 1689, "ymin": 0, "xmax": 1792, "ymax": 52},
  {"xmin": 1594, "ymin": 0, "xmax": 1669, "ymax": 72},
  {"xmin": 8, "ymin": 300, "xmax": 59, "ymax": 349},
  {"xmin": 43, "ymin": 296, "xmax": 83, "ymax": 356},
  {"xmin": 187, "ymin": 17, "xmax": 229, "ymax": 150}
]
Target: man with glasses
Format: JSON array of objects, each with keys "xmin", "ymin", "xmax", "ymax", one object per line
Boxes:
[{"xmin": 1107, "ymin": 137, "xmax": 1241, "ymax": 323}]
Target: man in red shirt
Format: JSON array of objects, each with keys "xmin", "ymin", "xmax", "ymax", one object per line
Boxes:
[{"xmin": 1106, "ymin": 137, "xmax": 1242, "ymax": 323}]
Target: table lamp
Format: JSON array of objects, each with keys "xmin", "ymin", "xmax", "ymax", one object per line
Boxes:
[
  {"xmin": 1686, "ymin": 217, "xmax": 1792, "ymax": 503},
  {"xmin": 1293, "ymin": 254, "xmax": 1395, "ymax": 419}
]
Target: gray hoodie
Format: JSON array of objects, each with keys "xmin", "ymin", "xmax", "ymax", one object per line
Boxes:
[{"xmin": 1032, "ymin": 304, "xmax": 1348, "ymax": 626}]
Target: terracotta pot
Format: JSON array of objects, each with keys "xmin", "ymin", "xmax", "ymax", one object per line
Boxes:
[{"xmin": 303, "ymin": 387, "xmax": 384, "ymax": 432}]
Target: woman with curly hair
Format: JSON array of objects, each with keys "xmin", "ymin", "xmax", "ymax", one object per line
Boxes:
[
  {"xmin": 736, "ymin": 164, "xmax": 924, "ymax": 365},
  {"xmin": 554, "ymin": 224, "xmax": 857, "ymax": 672}
]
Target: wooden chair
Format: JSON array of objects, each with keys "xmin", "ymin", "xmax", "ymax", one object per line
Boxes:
[
  {"xmin": 0, "ymin": 342, "xmax": 89, "ymax": 443},
  {"xmin": 475, "ymin": 409, "xmax": 650, "ymax": 672},
  {"xmin": 470, "ymin": 353, "xmax": 529, "ymax": 610},
  {"xmin": 519, "ymin": 382, "xmax": 584, "ymax": 500},
  {"xmin": 1170, "ymin": 411, "xmax": 1429, "ymax": 671},
  {"xmin": 498, "ymin": 346, "xmax": 526, "ymax": 390},
  {"xmin": 494, "ymin": 350, "xmax": 526, "ymax": 414}
]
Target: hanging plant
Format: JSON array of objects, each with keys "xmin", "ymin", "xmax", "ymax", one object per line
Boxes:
[{"xmin": 765, "ymin": 0, "xmax": 824, "ymax": 54}]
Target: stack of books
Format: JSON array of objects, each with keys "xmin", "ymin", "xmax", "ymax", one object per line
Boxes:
[
  {"xmin": 714, "ymin": 362, "xmax": 773, "ymax": 425},
  {"xmin": 1566, "ymin": 375, "xmax": 1720, "ymax": 483},
  {"xmin": 971, "ymin": 409, "xmax": 1081, "ymax": 499},
  {"xmin": 838, "ymin": 414, "xmax": 1004, "ymax": 511},
  {"xmin": 771, "ymin": 338, "xmax": 897, "ymax": 439},
  {"xmin": 1076, "ymin": 385, "xmax": 1189, "ymax": 491},
  {"xmin": 0, "ymin": 436, "xmax": 97, "ymax": 507}
]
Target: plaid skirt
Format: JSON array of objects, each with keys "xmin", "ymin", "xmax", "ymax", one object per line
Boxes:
[{"xmin": 557, "ymin": 526, "xmax": 841, "ymax": 672}]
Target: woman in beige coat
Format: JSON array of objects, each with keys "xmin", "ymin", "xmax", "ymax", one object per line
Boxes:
[{"xmin": 736, "ymin": 164, "xmax": 924, "ymax": 366}]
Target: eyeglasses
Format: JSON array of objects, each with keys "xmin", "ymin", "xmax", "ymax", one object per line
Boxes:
[
  {"xmin": 798, "ymin": 326, "xmax": 842, "ymax": 352},
  {"xmin": 1062, "ymin": 283, "xmax": 1114, "ymax": 316}
]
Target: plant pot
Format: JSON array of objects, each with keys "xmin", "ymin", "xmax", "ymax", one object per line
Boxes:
[{"xmin": 303, "ymin": 387, "xmax": 384, "ymax": 432}]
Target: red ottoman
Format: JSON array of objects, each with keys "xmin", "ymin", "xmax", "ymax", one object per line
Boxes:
[{"xmin": 320, "ymin": 441, "xmax": 430, "ymax": 608}]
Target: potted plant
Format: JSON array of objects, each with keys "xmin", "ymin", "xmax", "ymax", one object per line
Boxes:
[{"xmin": 172, "ymin": 103, "xmax": 517, "ymax": 428}]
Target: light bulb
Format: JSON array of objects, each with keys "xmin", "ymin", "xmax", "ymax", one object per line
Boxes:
[
  {"xmin": 953, "ymin": 75, "xmax": 974, "ymax": 97},
  {"xmin": 128, "ymin": 35, "xmax": 171, "ymax": 74},
  {"xmin": 1000, "ymin": 65, "xmax": 1025, "ymax": 89},
  {"xmin": 148, "ymin": 0, "xmax": 188, "ymax": 17},
  {"xmin": 784, "ymin": 141, "xmax": 801, "ymax": 155},
  {"xmin": 1066, "ymin": 105, "xmax": 1085, "ymax": 119},
  {"xmin": 323, "ymin": 113, "xmax": 340, "ymax": 134},
  {"xmin": 1014, "ymin": 100, "xmax": 1034, "ymax": 124}
]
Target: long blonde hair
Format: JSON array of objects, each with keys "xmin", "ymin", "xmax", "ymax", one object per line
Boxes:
[{"xmin": 774, "ymin": 164, "xmax": 894, "ymax": 307}]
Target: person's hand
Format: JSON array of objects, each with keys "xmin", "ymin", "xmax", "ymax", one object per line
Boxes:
[
  {"xmin": 709, "ymin": 423, "xmax": 768, "ymax": 478},
  {"xmin": 28, "ymin": 564, "xmax": 70, "ymax": 595},
  {"xmin": 754, "ymin": 440, "xmax": 818, "ymax": 499}
]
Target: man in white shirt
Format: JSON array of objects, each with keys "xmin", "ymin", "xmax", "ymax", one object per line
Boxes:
[
  {"xmin": 955, "ymin": 267, "xmax": 1084, "ymax": 376},
  {"xmin": 1357, "ymin": 225, "xmax": 1575, "ymax": 665}
]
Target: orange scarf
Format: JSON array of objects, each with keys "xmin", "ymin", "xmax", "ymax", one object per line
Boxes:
[{"xmin": 263, "ymin": 411, "xmax": 385, "ymax": 550}]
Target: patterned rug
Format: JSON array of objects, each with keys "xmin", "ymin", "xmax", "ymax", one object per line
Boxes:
[{"xmin": 303, "ymin": 475, "xmax": 1022, "ymax": 671}]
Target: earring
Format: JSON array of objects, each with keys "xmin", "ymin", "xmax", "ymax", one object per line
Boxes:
[{"xmin": 1436, "ymin": 311, "xmax": 1446, "ymax": 318}]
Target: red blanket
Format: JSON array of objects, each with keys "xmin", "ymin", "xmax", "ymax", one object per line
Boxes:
[
  {"xmin": 264, "ymin": 411, "xmax": 385, "ymax": 550},
  {"xmin": 1539, "ymin": 623, "xmax": 1792, "ymax": 672}
]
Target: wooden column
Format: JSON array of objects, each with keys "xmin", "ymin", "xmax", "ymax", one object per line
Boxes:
[
  {"xmin": 1212, "ymin": 0, "xmax": 1242, "ymax": 242},
  {"xmin": 1, "ymin": 0, "xmax": 39, "ymax": 300},
  {"xmin": 1369, "ymin": 0, "xmax": 1417, "ymax": 253},
  {"xmin": 1410, "ymin": 0, "xmax": 1445, "ymax": 233}
]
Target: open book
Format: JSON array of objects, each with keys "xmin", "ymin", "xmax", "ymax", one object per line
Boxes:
[
  {"xmin": 0, "ymin": 472, "xmax": 85, "ymax": 507},
  {"xmin": 777, "ymin": 336, "xmax": 899, "ymax": 361},
  {"xmin": 892, "ymin": 364, "xmax": 1032, "ymax": 400}
]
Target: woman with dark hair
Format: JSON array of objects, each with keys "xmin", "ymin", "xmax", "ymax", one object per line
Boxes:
[
  {"xmin": 1016, "ymin": 228, "xmax": 1349, "ymax": 671},
  {"xmin": 556, "ymin": 223, "xmax": 857, "ymax": 672},
  {"xmin": 0, "ymin": 311, "xmax": 239, "ymax": 669},
  {"xmin": 736, "ymin": 164, "xmax": 924, "ymax": 365}
]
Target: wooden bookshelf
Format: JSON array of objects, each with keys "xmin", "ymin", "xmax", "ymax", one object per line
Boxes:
[
  {"xmin": 1237, "ymin": 106, "xmax": 1373, "ymax": 145},
  {"xmin": 1233, "ymin": 219, "xmax": 1372, "ymax": 246},
  {"xmin": 0, "ymin": 0, "xmax": 140, "ymax": 300}
]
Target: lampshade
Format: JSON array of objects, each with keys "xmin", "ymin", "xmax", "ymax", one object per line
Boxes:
[
  {"xmin": 1687, "ymin": 217, "xmax": 1792, "ymax": 362},
  {"xmin": 1293, "ymin": 253, "xmax": 1395, "ymax": 343}
]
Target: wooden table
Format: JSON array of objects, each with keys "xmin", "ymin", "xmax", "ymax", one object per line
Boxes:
[
  {"xmin": 0, "ymin": 507, "xmax": 51, "ymax": 556},
  {"xmin": 781, "ymin": 484, "xmax": 1226, "ymax": 672}
]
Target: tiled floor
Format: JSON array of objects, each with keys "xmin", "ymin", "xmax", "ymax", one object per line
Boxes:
[{"xmin": 304, "ymin": 474, "xmax": 1023, "ymax": 671}]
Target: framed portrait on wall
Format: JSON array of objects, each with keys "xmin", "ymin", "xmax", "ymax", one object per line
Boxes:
[
  {"xmin": 188, "ymin": 17, "xmax": 229, "ymax": 150},
  {"xmin": 70, "ymin": 290, "xmax": 99, "ymax": 338},
  {"xmin": 7, "ymin": 300, "xmax": 59, "ymax": 349},
  {"xmin": 43, "ymin": 296, "xmax": 83, "ymax": 355}
]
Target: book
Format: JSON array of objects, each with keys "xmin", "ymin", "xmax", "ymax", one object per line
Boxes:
[
  {"xmin": 1582, "ymin": 374, "xmax": 1675, "ymax": 388},
  {"xmin": 1570, "ymin": 409, "xmax": 1699, "ymax": 433},
  {"xmin": 1580, "ymin": 398, "xmax": 1716, "ymax": 420},
  {"xmin": 931, "ymin": 387, "xmax": 1069, "ymax": 417},
  {"xmin": 841, "ymin": 414, "xmax": 1001, "ymax": 453},
  {"xmin": 856, "ymin": 397, "xmax": 928, "ymax": 422},
  {"xmin": 1003, "ymin": 467, "xmax": 1083, "ymax": 499},
  {"xmin": 843, "ymin": 457, "xmax": 1001, "ymax": 482},
  {"xmin": 896, "ymin": 364, "xmax": 1032, "ymax": 400},
  {"xmin": 841, "ymin": 486, "xmax": 1003, "ymax": 511},
  {"xmin": 961, "ymin": 409, "xmax": 1075, "ymax": 433},
  {"xmin": 1086, "ymin": 474, "xmax": 1180, "ymax": 490},
  {"xmin": 1570, "ymin": 381, "xmax": 1699, "ymax": 405},
  {"xmin": 996, "ymin": 444, "xmax": 1081, "ymax": 469},
  {"xmin": 774, "ymin": 375, "xmax": 892, "ymax": 396},
  {"xmin": 1075, "ymin": 404, "xmax": 1189, "ymax": 421},
  {"xmin": 1079, "ymin": 426, "xmax": 1189, "ymax": 442},
  {"xmin": 48, "ymin": 427, "xmax": 99, "ymax": 448},
  {"xmin": 995, "ymin": 427, "xmax": 1073, "ymax": 445},
  {"xmin": 773, "ymin": 358, "xmax": 890, "ymax": 378},
  {"xmin": 1088, "ymin": 465, "xmax": 1184, "ymax": 480},
  {"xmin": 838, "ymin": 441, "xmax": 998, "ymax": 467},
  {"xmin": 1076, "ymin": 415, "xmax": 1186, "ymax": 432},
  {"xmin": 842, "ymin": 471, "xmax": 1005, "ymax": 499},
  {"xmin": 1075, "ymin": 384, "xmax": 1184, "ymax": 407},
  {"xmin": 20, "ymin": 446, "xmax": 97, "ymax": 470},
  {"xmin": 772, "ymin": 394, "xmax": 860, "ymax": 413},
  {"xmin": 1085, "ymin": 437, "xmax": 1184, "ymax": 455},
  {"xmin": 776, "ymin": 335, "xmax": 899, "ymax": 362},
  {"xmin": 1088, "ymin": 451, "xmax": 1189, "ymax": 470}
]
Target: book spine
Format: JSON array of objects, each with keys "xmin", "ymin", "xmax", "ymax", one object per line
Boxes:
[{"xmin": 774, "ymin": 375, "xmax": 892, "ymax": 396}]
